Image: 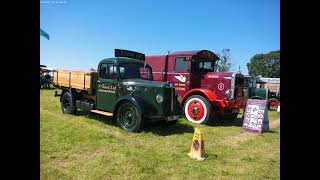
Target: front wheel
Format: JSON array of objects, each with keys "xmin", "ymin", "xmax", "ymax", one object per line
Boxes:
[
  {"xmin": 116, "ymin": 102, "xmax": 143, "ymax": 132},
  {"xmin": 268, "ymin": 98, "xmax": 280, "ymax": 109},
  {"xmin": 183, "ymin": 95, "xmax": 212, "ymax": 124}
]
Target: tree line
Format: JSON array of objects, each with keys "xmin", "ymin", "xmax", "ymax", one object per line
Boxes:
[{"xmin": 215, "ymin": 49, "xmax": 280, "ymax": 78}]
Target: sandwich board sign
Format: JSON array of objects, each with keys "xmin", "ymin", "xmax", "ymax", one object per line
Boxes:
[{"xmin": 242, "ymin": 99, "xmax": 269, "ymax": 133}]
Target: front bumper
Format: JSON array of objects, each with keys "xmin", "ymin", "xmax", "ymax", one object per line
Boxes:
[
  {"xmin": 218, "ymin": 97, "xmax": 247, "ymax": 109},
  {"xmin": 224, "ymin": 108, "xmax": 240, "ymax": 114}
]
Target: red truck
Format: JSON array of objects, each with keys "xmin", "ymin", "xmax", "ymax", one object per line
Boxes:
[{"xmin": 145, "ymin": 50, "xmax": 248, "ymax": 124}]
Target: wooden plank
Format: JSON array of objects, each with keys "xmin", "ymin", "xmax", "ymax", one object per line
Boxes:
[
  {"xmin": 53, "ymin": 69, "xmax": 92, "ymax": 90},
  {"xmin": 85, "ymin": 73, "xmax": 91, "ymax": 89},
  {"xmin": 91, "ymin": 110, "xmax": 113, "ymax": 116}
]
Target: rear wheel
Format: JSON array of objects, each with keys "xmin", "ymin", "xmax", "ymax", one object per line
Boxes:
[
  {"xmin": 116, "ymin": 102, "xmax": 143, "ymax": 132},
  {"xmin": 183, "ymin": 95, "xmax": 212, "ymax": 124},
  {"xmin": 61, "ymin": 92, "xmax": 77, "ymax": 115}
]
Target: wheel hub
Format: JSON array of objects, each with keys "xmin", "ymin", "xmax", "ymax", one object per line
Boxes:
[
  {"xmin": 119, "ymin": 105, "xmax": 137, "ymax": 129},
  {"xmin": 192, "ymin": 107, "xmax": 199, "ymax": 115},
  {"xmin": 186, "ymin": 99, "xmax": 205, "ymax": 121},
  {"xmin": 124, "ymin": 112, "xmax": 133, "ymax": 125}
]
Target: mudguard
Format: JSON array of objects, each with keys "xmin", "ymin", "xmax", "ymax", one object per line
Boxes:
[
  {"xmin": 60, "ymin": 89, "xmax": 72, "ymax": 102},
  {"xmin": 180, "ymin": 88, "xmax": 218, "ymax": 104},
  {"xmin": 114, "ymin": 96, "xmax": 145, "ymax": 116}
]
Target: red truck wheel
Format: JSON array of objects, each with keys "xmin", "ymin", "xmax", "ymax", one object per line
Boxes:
[
  {"xmin": 268, "ymin": 98, "xmax": 280, "ymax": 109},
  {"xmin": 184, "ymin": 95, "xmax": 211, "ymax": 124}
]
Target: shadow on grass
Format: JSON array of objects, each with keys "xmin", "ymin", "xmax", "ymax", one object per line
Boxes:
[
  {"xmin": 76, "ymin": 110, "xmax": 117, "ymax": 127},
  {"xmin": 75, "ymin": 111, "xmax": 194, "ymax": 135},
  {"xmin": 206, "ymin": 117, "xmax": 244, "ymax": 127},
  {"xmin": 263, "ymin": 130, "xmax": 279, "ymax": 134},
  {"xmin": 143, "ymin": 121, "xmax": 194, "ymax": 136}
]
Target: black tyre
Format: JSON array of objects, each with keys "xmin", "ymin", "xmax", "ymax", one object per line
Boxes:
[
  {"xmin": 183, "ymin": 95, "xmax": 212, "ymax": 124},
  {"xmin": 116, "ymin": 102, "xmax": 143, "ymax": 132},
  {"xmin": 61, "ymin": 92, "xmax": 77, "ymax": 115}
]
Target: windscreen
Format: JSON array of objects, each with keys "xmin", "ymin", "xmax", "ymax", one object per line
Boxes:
[
  {"xmin": 118, "ymin": 63, "xmax": 152, "ymax": 80},
  {"xmin": 192, "ymin": 61, "xmax": 215, "ymax": 72}
]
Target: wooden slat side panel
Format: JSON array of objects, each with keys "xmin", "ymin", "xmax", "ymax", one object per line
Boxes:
[
  {"xmin": 53, "ymin": 69, "xmax": 91, "ymax": 90},
  {"xmin": 53, "ymin": 70, "xmax": 57, "ymax": 84},
  {"xmin": 57, "ymin": 70, "xmax": 71, "ymax": 87},
  {"xmin": 85, "ymin": 74, "xmax": 91, "ymax": 89},
  {"xmin": 70, "ymin": 71, "xmax": 85, "ymax": 89}
]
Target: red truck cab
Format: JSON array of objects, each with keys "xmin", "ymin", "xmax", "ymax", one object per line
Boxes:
[{"xmin": 145, "ymin": 50, "xmax": 248, "ymax": 124}]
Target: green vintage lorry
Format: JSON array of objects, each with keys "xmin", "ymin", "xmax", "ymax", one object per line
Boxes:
[
  {"xmin": 53, "ymin": 49, "xmax": 182, "ymax": 132},
  {"xmin": 244, "ymin": 75, "xmax": 280, "ymax": 109}
]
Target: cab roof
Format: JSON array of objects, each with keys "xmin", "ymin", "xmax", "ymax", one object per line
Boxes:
[
  {"xmin": 99, "ymin": 57, "xmax": 150, "ymax": 66},
  {"xmin": 169, "ymin": 50, "xmax": 219, "ymax": 61}
]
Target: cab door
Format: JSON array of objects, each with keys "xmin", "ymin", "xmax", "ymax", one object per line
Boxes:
[
  {"xmin": 170, "ymin": 57, "xmax": 191, "ymax": 96},
  {"xmin": 96, "ymin": 63, "xmax": 118, "ymax": 112}
]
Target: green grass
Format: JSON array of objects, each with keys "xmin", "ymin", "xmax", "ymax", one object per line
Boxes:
[{"xmin": 41, "ymin": 88, "xmax": 280, "ymax": 179}]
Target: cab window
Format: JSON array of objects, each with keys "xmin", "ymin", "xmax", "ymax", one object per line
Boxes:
[
  {"xmin": 99, "ymin": 63, "xmax": 117, "ymax": 79},
  {"xmin": 192, "ymin": 61, "xmax": 214, "ymax": 72},
  {"xmin": 175, "ymin": 57, "xmax": 188, "ymax": 71}
]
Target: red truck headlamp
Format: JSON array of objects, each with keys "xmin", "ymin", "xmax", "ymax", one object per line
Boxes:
[{"xmin": 225, "ymin": 89, "xmax": 232, "ymax": 99}]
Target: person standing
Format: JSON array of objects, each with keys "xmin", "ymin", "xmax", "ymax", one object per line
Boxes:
[{"xmin": 45, "ymin": 73, "xmax": 51, "ymax": 88}]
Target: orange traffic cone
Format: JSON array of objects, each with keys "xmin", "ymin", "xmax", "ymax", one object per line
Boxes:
[{"xmin": 188, "ymin": 127, "xmax": 207, "ymax": 160}]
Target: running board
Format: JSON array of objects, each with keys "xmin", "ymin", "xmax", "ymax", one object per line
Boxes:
[{"xmin": 91, "ymin": 110, "xmax": 113, "ymax": 116}]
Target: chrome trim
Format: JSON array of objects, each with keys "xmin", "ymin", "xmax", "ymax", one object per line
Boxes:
[
  {"xmin": 230, "ymin": 73, "xmax": 236, "ymax": 99},
  {"xmin": 152, "ymin": 72, "xmax": 190, "ymax": 75},
  {"xmin": 225, "ymin": 89, "xmax": 232, "ymax": 99}
]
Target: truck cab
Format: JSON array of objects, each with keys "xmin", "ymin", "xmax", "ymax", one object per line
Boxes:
[
  {"xmin": 54, "ymin": 49, "xmax": 181, "ymax": 132},
  {"xmin": 145, "ymin": 50, "xmax": 249, "ymax": 124}
]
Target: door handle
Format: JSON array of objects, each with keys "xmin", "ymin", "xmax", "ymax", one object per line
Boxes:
[{"xmin": 97, "ymin": 80, "xmax": 101, "ymax": 84}]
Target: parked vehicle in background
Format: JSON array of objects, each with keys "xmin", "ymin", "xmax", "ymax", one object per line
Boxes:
[
  {"xmin": 244, "ymin": 75, "xmax": 280, "ymax": 109},
  {"xmin": 145, "ymin": 50, "xmax": 249, "ymax": 124},
  {"xmin": 40, "ymin": 65, "xmax": 53, "ymax": 89},
  {"xmin": 53, "ymin": 49, "xmax": 181, "ymax": 132}
]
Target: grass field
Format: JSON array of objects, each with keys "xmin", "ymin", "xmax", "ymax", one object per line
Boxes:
[{"xmin": 40, "ymin": 88, "xmax": 280, "ymax": 179}]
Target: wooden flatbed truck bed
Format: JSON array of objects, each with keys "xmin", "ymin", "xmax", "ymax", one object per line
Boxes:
[{"xmin": 53, "ymin": 69, "xmax": 97, "ymax": 91}]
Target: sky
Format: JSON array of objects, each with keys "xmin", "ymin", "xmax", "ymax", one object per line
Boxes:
[{"xmin": 40, "ymin": 0, "xmax": 280, "ymax": 75}]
